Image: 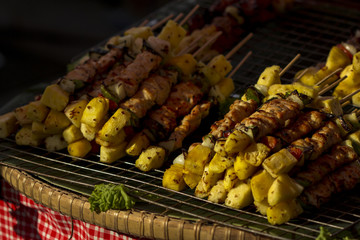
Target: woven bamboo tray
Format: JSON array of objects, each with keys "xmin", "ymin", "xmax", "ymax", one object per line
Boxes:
[{"xmin": 1, "ymin": 165, "xmax": 273, "ymax": 240}]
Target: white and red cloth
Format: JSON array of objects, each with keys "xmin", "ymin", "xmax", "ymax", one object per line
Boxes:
[{"xmin": 0, "ymin": 179, "xmax": 138, "ymax": 240}]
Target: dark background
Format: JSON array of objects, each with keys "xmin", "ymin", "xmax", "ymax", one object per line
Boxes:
[{"xmin": 0, "ymin": 0, "xmax": 170, "ymax": 113}]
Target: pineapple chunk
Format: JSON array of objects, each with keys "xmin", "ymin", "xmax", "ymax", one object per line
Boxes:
[
  {"xmin": 316, "ymin": 97, "xmax": 343, "ymax": 116},
  {"xmin": 207, "ymin": 54, "xmax": 232, "ymax": 79},
  {"xmin": 267, "ymin": 199, "xmax": 303, "ymax": 225},
  {"xmin": 200, "ymin": 64, "xmax": 222, "ymax": 86},
  {"xmin": 100, "ymin": 141, "xmax": 127, "ymax": 164},
  {"xmin": 15, "ymin": 125, "xmax": 42, "ymax": 146},
  {"xmin": 167, "ymin": 54, "xmax": 197, "ymax": 76},
  {"xmin": 135, "ymin": 146, "xmax": 166, "ymax": 172},
  {"xmin": 31, "ymin": 121, "xmax": 49, "ymax": 139},
  {"xmin": 81, "ymin": 96, "xmax": 109, "ymax": 128},
  {"xmin": 208, "ymin": 153, "xmax": 235, "ymax": 174},
  {"xmin": 67, "ymin": 139, "xmax": 92, "ymax": 158},
  {"xmin": 184, "ymin": 144, "xmax": 213, "ymax": 176},
  {"xmin": 208, "ymin": 180, "xmax": 227, "ymax": 203},
  {"xmin": 223, "ymin": 167, "xmax": 239, "ymax": 192},
  {"xmin": 183, "ymin": 171, "xmax": 202, "ymax": 189},
  {"xmin": 213, "ymin": 138, "xmax": 227, "ymax": 156},
  {"xmin": 80, "ymin": 121, "xmax": 104, "ymax": 142},
  {"xmin": 325, "ymin": 45, "xmax": 351, "ymax": 71},
  {"xmin": 224, "ymin": 130, "xmax": 252, "ymax": 155},
  {"xmin": 254, "ymin": 200, "xmax": 270, "ymax": 216},
  {"xmin": 14, "ymin": 104, "xmax": 32, "ymax": 126},
  {"xmin": 63, "ymin": 125, "xmax": 83, "ymax": 144},
  {"xmin": 97, "ymin": 107, "xmax": 131, "ymax": 142},
  {"xmin": 27, "ymin": 101, "xmax": 49, "ymax": 122},
  {"xmin": 234, "ymin": 153, "xmax": 258, "ymax": 180},
  {"xmin": 256, "ymin": 65, "xmax": 281, "ymax": 87},
  {"xmin": 64, "ymin": 99, "xmax": 88, "ymax": 128},
  {"xmin": 41, "ymin": 84, "xmax": 70, "ymax": 111},
  {"xmin": 157, "ymin": 20, "xmax": 186, "ymax": 49},
  {"xmin": 251, "ymin": 170, "xmax": 275, "ymax": 202},
  {"xmin": 209, "ymin": 77, "xmax": 235, "ymax": 103},
  {"xmin": 262, "ymin": 149, "xmax": 298, "ymax": 178},
  {"xmin": 44, "ymin": 134, "xmax": 67, "ymax": 151},
  {"xmin": 43, "ymin": 109, "xmax": 71, "ymax": 135},
  {"xmin": 225, "ymin": 181, "xmax": 253, "ymax": 209},
  {"xmin": 195, "ymin": 164, "xmax": 223, "ymax": 198},
  {"xmin": 0, "ymin": 112, "xmax": 18, "ymax": 138},
  {"xmin": 242, "ymin": 142, "xmax": 271, "ymax": 167},
  {"xmin": 124, "ymin": 26, "xmax": 153, "ymax": 39},
  {"xmin": 162, "ymin": 163, "xmax": 186, "ymax": 191},
  {"xmin": 268, "ymin": 174, "xmax": 303, "ymax": 206},
  {"xmin": 126, "ymin": 131, "xmax": 150, "ymax": 156}
]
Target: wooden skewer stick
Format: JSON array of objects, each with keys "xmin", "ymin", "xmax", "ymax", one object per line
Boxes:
[
  {"xmin": 315, "ymin": 68, "xmax": 343, "ymax": 86},
  {"xmin": 228, "ymin": 51, "xmax": 253, "ymax": 78},
  {"xmin": 193, "ymin": 31, "xmax": 222, "ymax": 57},
  {"xmin": 176, "ymin": 35, "xmax": 203, "ymax": 56},
  {"xmin": 151, "ymin": 14, "xmax": 175, "ymax": 31},
  {"xmin": 340, "ymin": 88, "xmax": 360, "ymax": 104},
  {"xmin": 225, "ymin": 33, "xmax": 254, "ymax": 60},
  {"xmin": 180, "ymin": 4, "xmax": 200, "ymax": 26},
  {"xmin": 280, "ymin": 54, "xmax": 301, "ymax": 77},
  {"xmin": 138, "ymin": 19, "xmax": 150, "ymax": 27},
  {"xmin": 173, "ymin": 12, "xmax": 184, "ymax": 23},
  {"xmin": 318, "ymin": 75, "xmax": 347, "ymax": 95},
  {"xmin": 341, "ymin": 100, "xmax": 351, "ymax": 108},
  {"xmin": 293, "ymin": 68, "xmax": 309, "ymax": 82}
]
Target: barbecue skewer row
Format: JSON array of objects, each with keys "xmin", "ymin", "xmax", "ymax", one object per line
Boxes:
[
  {"xmin": 95, "ymin": 33, "xmax": 254, "ymax": 164},
  {"xmin": 1, "ymin": 8, "xmax": 225, "ymax": 153},
  {"xmin": 161, "ymin": 55, "xmax": 301, "ymax": 192},
  {"xmin": 134, "ymin": 52, "xmax": 252, "ymax": 172},
  {"xmin": 203, "ymin": 98, "xmax": 360, "ymax": 225}
]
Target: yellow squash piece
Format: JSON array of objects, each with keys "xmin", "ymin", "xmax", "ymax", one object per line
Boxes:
[
  {"xmin": 67, "ymin": 139, "xmax": 92, "ymax": 158},
  {"xmin": 81, "ymin": 96, "xmax": 109, "ymax": 128},
  {"xmin": 64, "ymin": 99, "xmax": 88, "ymax": 128},
  {"xmin": 41, "ymin": 84, "xmax": 70, "ymax": 111},
  {"xmin": 63, "ymin": 125, "xmax": 83, "ymax": 144},
  {"xmin": 100, "ymin": 141, "xmax": 128, "ymax": 164},
  {"xmin": 97, "ymin": 107, "xmax": 131, "ymax": 142},
  {"xmin": 0, "ymin": 112, "xmax": 18, "ymax": 138}
]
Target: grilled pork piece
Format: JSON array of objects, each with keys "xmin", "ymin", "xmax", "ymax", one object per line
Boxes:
[
  {"xmin": 210, "ymin": 99, "xmax": 258, "ymax": 139},
  {"xmin": 300, "ymin": 160, "xmax": 360, "ymax": 208},
  {"xmin": 296, "ymin": 145, "xmax": 358, "ymax": 186},
  {"xmin": 236, "ymin": 98, "xmax": 301, "ymax": 141}
]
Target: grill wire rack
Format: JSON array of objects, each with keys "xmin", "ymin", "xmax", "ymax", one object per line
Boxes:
[{"xmin": 2, "ymin": 0, "xmax": 360, "ymax": 239}]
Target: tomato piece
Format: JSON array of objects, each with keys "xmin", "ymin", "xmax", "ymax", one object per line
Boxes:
[
  {"xmin": 337, "ymin": 44, "xmax": 353, "ymax": 60},
  {"xmin": 287, "ymin": 146, "xmax": 303, "ymax": 161}
]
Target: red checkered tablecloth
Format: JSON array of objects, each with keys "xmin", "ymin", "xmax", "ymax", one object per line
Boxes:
[{"xmin": 0, "ymin": 179, "xmax": 138, "ymax": 240}]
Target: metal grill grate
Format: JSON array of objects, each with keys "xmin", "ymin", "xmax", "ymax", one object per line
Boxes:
[{"xmin": 2, "ymin": 1, "xmax": 360, "ymax": 239}]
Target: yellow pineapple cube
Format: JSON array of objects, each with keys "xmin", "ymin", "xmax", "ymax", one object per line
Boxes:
[{"xmin": 41, "ymin": 84, "xmax": 70, "ymax": 111}]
